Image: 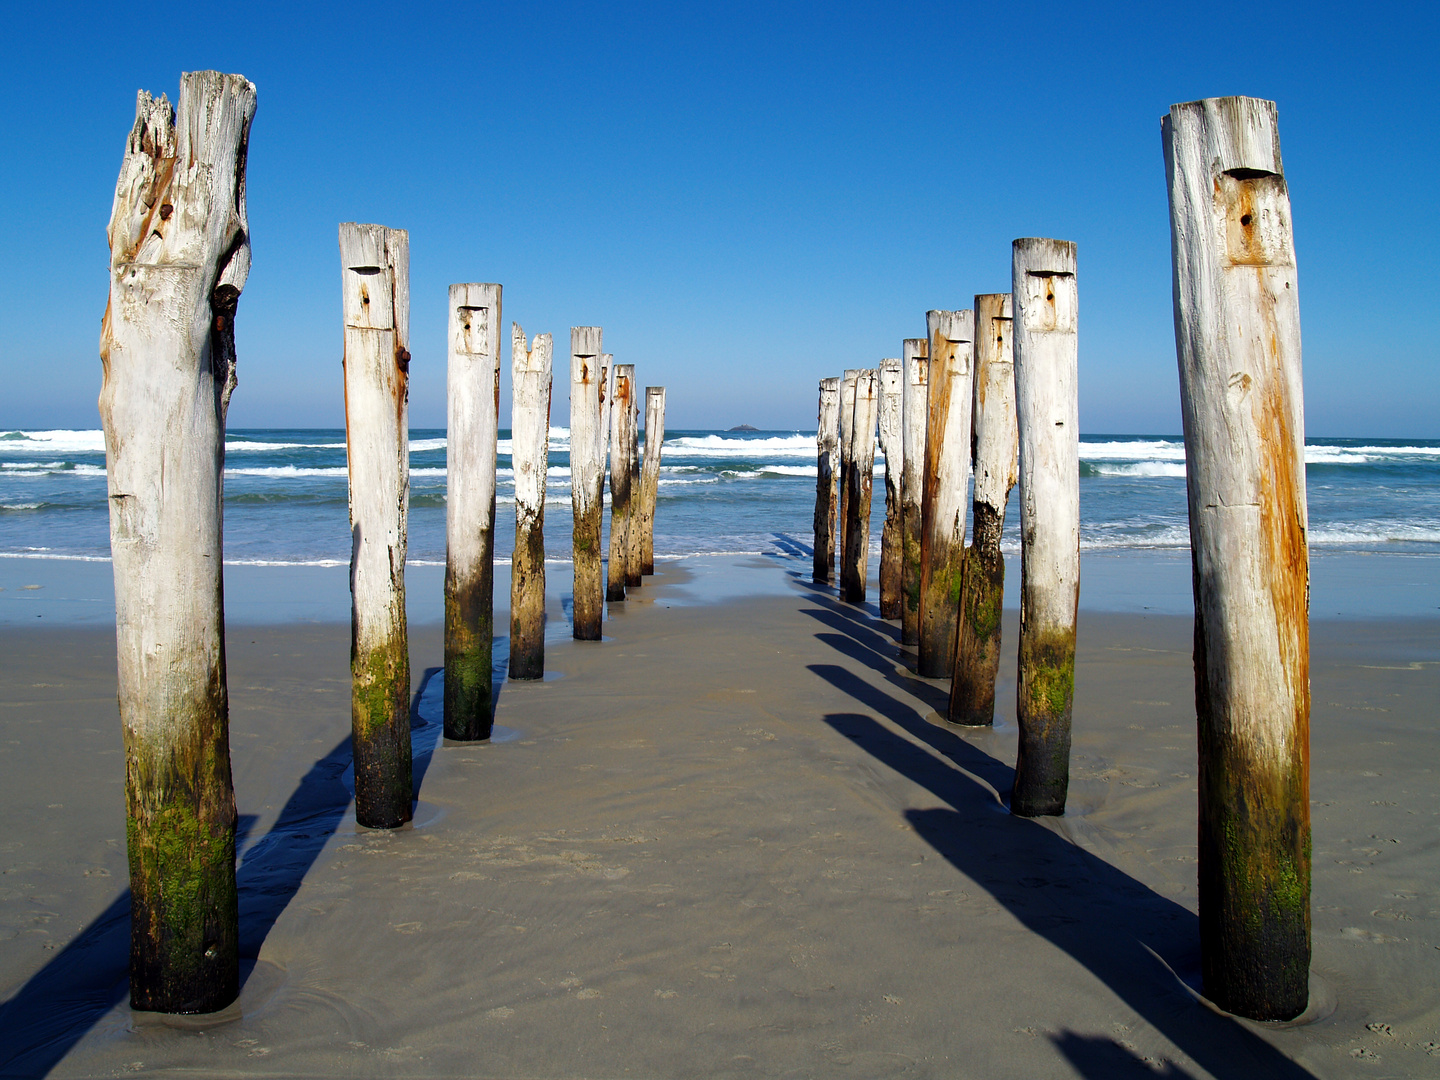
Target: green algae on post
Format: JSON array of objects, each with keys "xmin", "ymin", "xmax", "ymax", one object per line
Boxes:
[
  {"xmin": 949, "ymin": 293, "xmax": 1018, "ymax": 727},
  {"xmin": 1164, "ymin": 95, "xmax": 1311, "ymax": 1021},
  {"xmin": 444, "ymin": 284, "xmax": 502, "ymax": 741},
  {"xmin": 899, "ymin": 339, "xmax": 928, "ymax": 646},
  {"xmin": 341, "ymin": 221, "xmax": 414, "ymax": 828},
  {"xmin": 510, "ymin": 324, "xmax": 553, "ymax": 680},
  {"xmin": 876, "ymin": 359, "xmax": 904, "ymax": 619},
  {"xmin": 1010, "ymin": 239, "xmax": 1080, "ymax": 818},
  {"xmin": 570, "ymin": 328, "xmax": 606, "ymax": 640},
  {"xmin": 99, "ymin": 70, "xmax": 256, "ymax": 1012},
  {"xmin": 606, "ymin": 366, "xmax": 635, "ymax": 605}
]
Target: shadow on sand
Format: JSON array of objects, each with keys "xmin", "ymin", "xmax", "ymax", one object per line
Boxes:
[
  {"xmin": 798, "ymin": 585, "xmax": 1316, "ymax": 1080},
  {"xmin": 0, "ymin": 669, "xmax": 444, "ymax": 1077}
]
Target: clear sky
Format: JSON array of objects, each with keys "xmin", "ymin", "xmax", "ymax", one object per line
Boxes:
[{"xmin": 1, "ymin": 1, "xmax": 1435, "ymax": 435}]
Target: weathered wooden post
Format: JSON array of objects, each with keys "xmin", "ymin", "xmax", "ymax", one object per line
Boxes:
[
  {"xmin": 445, "ymin": 284, "xmax": 502, "ymax": 741},
  {"xmin": 606, "ymin": 365, "xmax": 635, "ymax": 602},
  {"xmin": 813, "ymin": 377, "xmax": 841, "ymax": 584},
  {"xmin": 900, "ymin": 339, "xmax": 928, "ymax": 645},
  {"xmin": 1011, "ymin": 239, "xmax": 1079, "ymax": 817},
  {"xmin": 638, "ymin": 386, "xmax": 667, "ymax": 574},
  {"xmin": 876, "ymin": 358, "xmax": 904, "ymax": 618},
  {"xmin": 1164, "ymin": 96, "xmax": 1310, "ymax": 1021},
  {"xmin": 341, "ymin": 222, "xmax": 413, "ymax": 829},
  {"xmin": 949, "ymin": 293, "xmax": 1017, "ymax": 726},
  {"xmin": 918, "ymin": 311, "xmax": 975, "ymax": 678},
  {"xmin": 841, "ymin": 370, "xmax": 879, "ymax": 603},
  {"xmin": 626, "ymin": 390, "xmax": 643, "ymax": 587},
  {"xmin": 99, "ymin": 70, "xmax": 253, "ymax": 1014},
  {"xmin": 569, "ymin": 327, "xmax": 605, "ymax": 640},
  {"xmin": 599, "ymin": 355, "xmax": 616, "ymax": 471},
  {"xmin": 837, "ymin": 369, "xmax": 859, "ymax": 585},
  {"xmin": 509, "ymin": 324, "xmax": 552, "ymax": 679}
]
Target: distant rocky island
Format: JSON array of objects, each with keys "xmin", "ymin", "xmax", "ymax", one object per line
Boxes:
[{"xmin": 727, "ymin": 424, "xmax": 759, "ymax": 432}]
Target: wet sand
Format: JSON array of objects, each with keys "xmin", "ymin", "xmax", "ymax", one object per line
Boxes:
[{"xmin": 1, "ymin": 555, "xmax": 1437, "ymax": 1078}]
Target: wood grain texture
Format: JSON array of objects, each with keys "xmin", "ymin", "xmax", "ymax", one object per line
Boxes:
[
  {"xmin": 340, "ymin": 221, "xmax": 413, "ymax": 830},
  {"xmin": 876, "ymin": 359, "xmax": 904, "ymax": 619},
  {"xmin": 836, "ymin": 369, "xmax": 859, "ymax": 585},
  {"xmin": 950, "ymin": 293, "xmax": 1016, "ymax": 726},
  {"xmin": 1165, "ymin": 95, "xmax": 1310, "ymax": 1021},
  {"xmin": 445, "ymin": 284, "xmax": 502, "ymax": 740},
  {"xmin": 569, "ymin": 327, "xmax": 605, "ymax": 640},
  {"xmin": 638, "ymin": 387, "xmax": 666, "ymax": 575},
  {"xmin": 841, "ymin": 370, "xmax": 878, "ymax": 604},
  {"xmin": 813, "ymin": 377, "xmax": 840, "ymax": 585},
  {"xmin": 99, "ymin": 69, "xmax": 254, "ymax": 1015},
  {"xmin": 626, "ymin": 391, "xmax": 643, "ymax": 587},
  {"xmin": 606, "ymin": 366, "xmax": 635, "ymax": 602},
  {"xmin": 918, "ymin": 311, "xmax": 974, "ymax": 678},
  {"xmin": 509, "ymin": 325, "xmax": 552, "ymax": 680},
  {"xmin": 1011, "ymin": 240, "xmax": 1079, "ymax": 818},
  {"xmin": 900, "ymin": 339, "xmax": 928, "ymax": 646}
]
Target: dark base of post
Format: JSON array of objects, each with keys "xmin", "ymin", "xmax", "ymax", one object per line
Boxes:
[
  {"xmin": 949, "ymin": 508, "xmax": 1005, "ymax": 725},
  {"xmin": 444, "ymin": 575, "xmax": 493, "ymax": 742},
  {"xmin": 1198, "ymin": 741, "xmax": 1311, "ymax": 1020},
  {"xmin": 127, "ymin": 793, "xmax": 239, "ymax": 1013},
  {"xmin": 1011, "ymin": 629, "xmax": 1074, "ymax": 817},
  {"xmin": 606, "ymin": 583, "xmax": 626, "ymax": 602},
  {"xmin": 352, "ymin": 645, "xmax": 413, "ymax": 829}
]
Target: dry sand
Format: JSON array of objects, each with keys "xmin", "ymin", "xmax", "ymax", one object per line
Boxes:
[{"xmin": 0, "ymin": 555, "xmax": 1437, "ymax": 1078}]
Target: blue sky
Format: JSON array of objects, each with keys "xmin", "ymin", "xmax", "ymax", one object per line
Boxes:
[{"xmin": 1, "ymin": 1, "xmax": 1435, "ymax": 434}]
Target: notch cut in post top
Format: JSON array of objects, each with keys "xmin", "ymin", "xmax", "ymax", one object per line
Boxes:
[
  {"xmin": 1163, "ymin": 96, "xmax": 1283, "ymax": 179},
  {"xmin": 340, "ymin": 223, "xmax": 408, "ymax": 333},
  {"xmin": 976, "ymin": 293, "xmax": 1014, "ymax": 320},
  {"xmin": 449, "ymin": 284, "xmax": 499, "ymax": 357},
  {"xmin": 819, "ymin": 376, "xmax": 840, "ymax": 392},
  {"xmin": 1013, "ymin": 240, "xmax": 1077, "ymax": 334},
  {"xmin": 925, "ymin": 310, "xmax": 974, "ymax": 345},
  {"xmin": 571, "ymin": 326, "xmax": 603, "ymax": 360}
]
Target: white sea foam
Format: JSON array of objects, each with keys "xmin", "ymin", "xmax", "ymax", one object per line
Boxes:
[
  {"xmin": 1088, "ymin": 462, "xmax": 1188, "ymax": 479},
  {"xmin": 0, "ymin": 430, "xmax": 106, "ymax": 455},
  {"xmin": 664, "ymin": 434, "xmax": 815, "ymax": 458}
]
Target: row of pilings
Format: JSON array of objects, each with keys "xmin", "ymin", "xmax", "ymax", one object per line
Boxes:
[
  {"xmin": 811, "ymin": 96, "xmax": 1311, "ymax": 1023},
  {"xmin": 97, "ymin": 71, "xmax": 670, "ymax": 1016}
]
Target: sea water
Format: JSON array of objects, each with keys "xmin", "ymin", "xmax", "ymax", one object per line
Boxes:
[{"xmin": 1, "ymin": 428, "xmax": 1438, "ymax": 567}]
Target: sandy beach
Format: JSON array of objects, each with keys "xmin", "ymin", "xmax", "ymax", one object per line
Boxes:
[{"xmin": 0, "ymin": 552, "xmax": 1437, "ymax": 1078}]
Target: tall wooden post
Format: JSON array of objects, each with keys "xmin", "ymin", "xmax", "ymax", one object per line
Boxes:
[
  {"xmin": 626, "ymin": 390, "xmax": 643, "ymax": 586},
  {"xmin": 813, "ymin": 378, "xmax": 841, "ymax": 584},
  {"xmin": 638, "ymin": 386, "xmax": 666, "ymax": 574},
  {"xmin": 1164, "ymin": 96, "xmax": 1310, "ymax": 1021},
  {"xmin": 509, "ymin": 325, "xmax": 552, "ymax": 679},
  {"xmin": 900, "ymin": 339, "xmax": 928, "ymax": 646},
  {"xmin": 876, "ymin": 358, "xmax": 903, "ymax": 618},
  {"xmin": 606, "ymin": 365, "xmax": 635, "ymax": 602},
  {"xmin": 569, "ymin": 327, "xmax": 605, "ymax": 640},
  {"xmin": 1011, "ymin": 239, "xmax": 1079, "ymax": 818},
  {"xmin": 918, "ymin": 311, "xmax": 975, "ymax": 679},
  {"xmin": 837, "ymin": 369, "xmax": 859, "ymax": 585},
  {"xmin": 599, "ymin": 355, "xmax": 615, "ymax": 474},
  {"xmin": 950, "ymin": 293, "xmax": 1017, "ymax": 726},
  {"xmin": 99, "ymin": 70, "xmax": 253, "ymax": 1014},
  {"xmin": 341, "ymin": 222, "xmax": 413, "ymax": 829},
  {"xmin": 445, "ymin": 284, "xmax": 502, "ymax": 741},
  {"xmin": 841, "ymin": 370, "xmax": 879, "ymax": 603}
]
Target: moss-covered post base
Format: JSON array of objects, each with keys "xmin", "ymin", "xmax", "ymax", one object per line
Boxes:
[
  {"xmin": 444, "ymin": 567, "xmax": 493, "ymax": 740},
  {"xmin": 510, "ymin": 324, "xmax": 552, "ymax": 679},
  {"xmin": 1012, "ymin": 628, "xmax": 1074, "ymax": 816},
  {"xmin": 572, "ymin": 503, "xmax": 604, "ymax": 640},
  {"xmin": 949, "ymin": 504, "xmax": 1005, "ymax": 725},
  {"xmin": 352, "ymin": 641, "xmax": 413, "ymax": 828},
  {"xmin": 126, "ymin": 712, "xmax": 240, "ymax": 1013},
  {"xmin": 510, "ymin": 523, "xmax": 547, "ymax": 680}
]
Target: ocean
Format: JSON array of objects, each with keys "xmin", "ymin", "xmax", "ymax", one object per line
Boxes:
[{"xmin": 2, "ymin": 428, "xmax": 1439, "ymax": 568}]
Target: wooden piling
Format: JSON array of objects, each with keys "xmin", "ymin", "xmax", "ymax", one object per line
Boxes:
[
  {"xmin": 509, "ymin": 325, "xmax": 552, "ymax": 679},
  {"xmin": 638, "ymin": 387, "xmax": 667, "ymax": 574},
  {"xmin": 1164, "ymin": 96, "xmax": 1310, "ymax": 1020},
  {"xmin": 900, "ymin": 339, "xmax": 928, "ymax": 646},
  {"xmin": 841, "ymin": 370, "xmax": 879, "ymax": 603},
  {"xmin": 813, "ymin": 378, "xmax": 841, "ymax": 584},
  {"xmin": 949, "ymin": 293, "xmax": 1017, "ymax": 726},
  {"xmin": 876, "ymin": 359, "xmax": 904, "ymax": 619},
  {"xmin": 340, "ymin": 222, "xmax": 413, "ymax": 829},
  {"xmin": 918, "ymin": 311, "xmax": 975, "ymax": 678},
  {"xmin": 837, "ymin": 369, "xmax": 859, "ymax": 585},
  {"xmin": 1011, "ymin": 239, "xmax": 1079, "ymax": 817},
  {"xmin": 99, "ymin": 70, "xmax": 254, "ymax": 1014},
  {"xmin": 569, "ymin": 327, "xmax": 605, "ymax": 640},
  {"xmin": 606, "ymin": 365, "xmax": 635, "ymax": 602},
  {"xmin": 444, "ymin": 284, "xmax": 502, "ymax": 740},
  {"xmin": 626, "ymin": 390, "xmax": 643, "ymax": 587}
]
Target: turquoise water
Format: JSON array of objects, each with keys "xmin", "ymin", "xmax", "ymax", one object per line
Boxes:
[{"xmin": 1, "ymin": 428, "xmax": 1438, "ymax": 566}]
